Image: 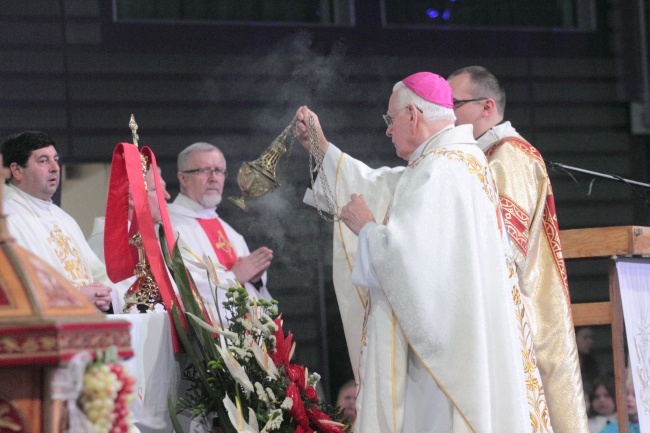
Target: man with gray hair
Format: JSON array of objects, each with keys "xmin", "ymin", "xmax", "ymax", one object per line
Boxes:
[
  {"xmin": 448, "ymin": 66, "xmax": 588, "ymax": 433},
  {"xmin": 167, "ymin": 142, "xmax": 273, "ymax": 322},
  {"xmin": 296, "ymin": 72, "xmax": 550, "ymax": 433}
]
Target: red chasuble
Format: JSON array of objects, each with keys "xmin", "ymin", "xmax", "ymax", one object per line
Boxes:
[{"xmin": 196, "ymin": 218, "xmax": 238, "ymax": 270}]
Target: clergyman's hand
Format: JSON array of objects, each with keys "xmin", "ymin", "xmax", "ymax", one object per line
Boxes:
[
  {"xmin": 231, "ymin": 246, "xmax": 273, "ymax": 284},
  {"xmin": 79, "ymin": 282, "xmax": 113, "ymax": 312},
  {"xmin": 294, "ymin": 106, "xmax": 329, "ymax": 154},
  {"xmin": 340, "ymin": 194, "xmax": 375, "ymax": 236}
]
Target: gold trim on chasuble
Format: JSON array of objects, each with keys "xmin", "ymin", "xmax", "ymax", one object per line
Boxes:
[
  {"xmin": 511, "ymin": 275, "xmax": 553, "ymax": 432},
  {"xmin": 410, "ymin": 148, "xmax": 497, "ymax": 204},
  {"xmin": 487, "ymin": 136, "xmax": 570, "ymax": 300},
  {"xmin": 335, "ymin": 152, "xmax": 369, "ymax": 396},
  {"xmin": 46, "ymin": 224, "xmax": 90, "ymax": 288},
  {"xmin": 500, "ymin": 196, "xmax": 530, "ymax": 256},
  {"xmin": 407, "ymin": 148, "xmax": 552, "ymax": 431},
  {"xmin": 542, "ymin": 197, "xmax": 570, "ymax": 299}
]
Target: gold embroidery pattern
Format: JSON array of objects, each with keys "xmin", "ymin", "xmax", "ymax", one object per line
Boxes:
[
  {"xmin": 486, "ymin": 137, "xmax": 544, "ymax": 166},
  {"xmin": 0, "ymin": 335, "xmax": 56, "ymax": 356},
  {"xmin": 500, "ymin": 196, "xmax": 530, "ymax": 256},
  {"xmin": 214, "ymin": 231, "xmax": 234, "ymax": 255},
  {"xmin": 0, "ymin": 328, "xmax": 130, "ymax": 359},
  {"xmin": 46, "ymin": 225, "xmax": 90, "ymax": 288},
  {"xmin": 542, "ymin": 197, "xmax": 570, "ymax": 300},
  {"xmin": 633, "ymin": 322, "xmax": 650, "ymax": 415},
  {"xmin": 357, "ymin": 291, "xmax": 371, "ymax": 395},
  {"xmin": 512, "ymin": 283, "xmax": 552, "ymax": 432},
  {"xmin": 430, "ymin": 149, "xmax": 498, "ymax": 205}
]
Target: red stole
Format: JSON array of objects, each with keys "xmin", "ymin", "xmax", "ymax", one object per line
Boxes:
[{"xmin": 196, "ymin": 218, "xmax": 238, "ymax": 270}]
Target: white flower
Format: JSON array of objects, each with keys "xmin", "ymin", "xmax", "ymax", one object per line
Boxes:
[
  {"xmin": 216, "ymin": 344, "xmax": 254, "ymax": 395},
  {"xmin": 237, "ymin": 317, "xmax": 254, "ymax": 331},
  {"xmin": 308, "ymin": 372, "xmax": 321, "ymax": 387},
  {"xmin": 223, "ymin": 394, "xmax": 259, "ymax": 433},
  {"xmin": 255, "ymin": 382, "xmax": 268, "ymax": 403},
  {"xmin": 243, "ymin": 334, "xmax": 255, "ymax": 347},
  {"xmin": 280, "ymin": 397, "xmax": 293, "ymax": 410},
  {"xmin": 260, "ymin": 410, "xmax": 283, "ymax": 432},
  {"xmin": 261, "ymin": 315, "xmax": 278, "ymax": 333},
  {"xmin": 231, "ymin": 346, "xmax": 252, "ymax": 361},
  {"xmin": 265, "ymin": 387, "xmax": 276, "ymax": 402},
  {"xmin": 185, "ymin": 311, "xmax": 239, "ymax": 342},
  {"xmin": 181, "ymin": 248, "xmax": 226, "ymax": 287},
  {"xmin": 249, "ymin": 341, "xmax": 279, "ymax": 380},
  {"xmin": 247, "ymin": 301, "xmax": 271, "ymax": 337}
]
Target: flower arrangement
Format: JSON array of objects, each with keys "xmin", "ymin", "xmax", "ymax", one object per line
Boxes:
[{"xmin": 160, "ymin": 231, "xmax": 351, "ymax": 433}]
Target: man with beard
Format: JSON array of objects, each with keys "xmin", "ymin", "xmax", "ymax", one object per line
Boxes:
[
  {"xmin": 167, "ymin": 142, "xmax": 273, "ymax": 322},
  {"xmin": 2, "ymin": 131, "xmax": 115, "ymax": 312}
]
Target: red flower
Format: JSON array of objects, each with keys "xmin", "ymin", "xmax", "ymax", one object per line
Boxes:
[
  {"xmin": 306, "ymin": 408, "xmax": 346, "ymax": 433},
  {"xmin": 287, "ymin": 383, "xmax": 309, "ymax": 428},
  {"xmin": 295, "ymin": 426, "xmax": 313, "ymax": 433},
  {"xmin": 269, "ymin": 316, "xmax": 294, "ymax": 367},
  {"xmin": 286, "ymin": 364, "xmax": 305, "ymax": 388},
  {"xmin": 304, "ymin": 385, "xmax": 318, "ymax": 400}
]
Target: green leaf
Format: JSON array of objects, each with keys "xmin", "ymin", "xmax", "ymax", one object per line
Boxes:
[{"xmin": 168, "ymin": 389, "xmax": 186, "ymax": 433}]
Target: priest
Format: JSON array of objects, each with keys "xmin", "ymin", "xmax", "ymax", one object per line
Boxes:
[
  {"xmin": 167, "ymin": 142, "xmax": 274, "ymax": 323},
  {"xmin": 448, "ymin": 66, "xmax": 587, "ymax": 433},
  {"xmin": 295, "ymin": 72, "xmax": 553, "ymax": 433},
  {"xmin": 1, "ymin": 131, "xmax": 115, "ymax": 312}
]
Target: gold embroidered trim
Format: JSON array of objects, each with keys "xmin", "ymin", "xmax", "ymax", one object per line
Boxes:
[
  {"xmin": 512, "ymin": 282, "xmax": 552, "ymax": 432},
  {"xmin": 391, "ymin": 313, "xmax": 397, "ymax": 432},
  {"xmin": 46, "ymin": 224, "xmax": 90, "ymax": 288},
  {"xmin": 334, "ymin": 152, "xmax": 369, "ymax": 393},
  {"xmin": 500, "ymin": 196, "xmax": 530, "ymax": 256},
  {"xmin": 430, "ymin": 149, "xmax": 498, "ymax": 205}
]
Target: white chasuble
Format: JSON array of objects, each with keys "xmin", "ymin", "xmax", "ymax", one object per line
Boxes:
[
  {"xmin": 305, "ymin": 124, "xmax": 551, "ymax": 433},
  {"xmin": 3, "ymin": 184, "xmax": 113, "ymax": 291},
  {"xmin": 167, "ymin": 194, "xmax": 273, "ymax": 323}
]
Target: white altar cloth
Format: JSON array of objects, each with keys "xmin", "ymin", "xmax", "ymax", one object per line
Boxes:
[
  {"xmin": 108, "ymin": 313, "xmax": 181, "ymax": 433},
  {"xmin": 617, "ymin": 257, "xmax": 650, "ymax": 432}
]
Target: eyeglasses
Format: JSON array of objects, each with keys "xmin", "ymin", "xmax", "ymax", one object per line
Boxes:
[
  {"xmin": 182, "ymin": 167, "xmax": 228, "ymax": 177},
  {"xmin": 383, "ymin": 105, "xmax": 423, "ymax": 127},
  {"xmin": 452, "ymin": 97, "xmax": 487, "ymax": 108}
]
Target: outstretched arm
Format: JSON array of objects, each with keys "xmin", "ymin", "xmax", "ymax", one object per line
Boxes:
[{"xmin": 294, "ymin": 106, "xmax": 329, "ymax": 155}]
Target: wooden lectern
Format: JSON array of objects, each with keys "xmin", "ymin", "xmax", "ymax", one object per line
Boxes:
[{"xmin": 561, "ymin": 226, "xmax": 650, "ymax": 433}]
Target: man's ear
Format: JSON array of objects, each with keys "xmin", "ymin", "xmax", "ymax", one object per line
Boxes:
[
  {"xmin": 177, "ymin": 171, "xmax": 186, "ymax": 190},
  {"xmin": 482, "ymin": 99, "xmax": 497, "ymax": 119},
  {"xmin": 9, "ymin": 162, "xmax": 22, "ymax": 181}
]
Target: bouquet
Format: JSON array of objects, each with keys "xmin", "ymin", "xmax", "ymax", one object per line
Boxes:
[{"xmin": 161, "ymin": 230, "xmax": 351, "ymax": 433}]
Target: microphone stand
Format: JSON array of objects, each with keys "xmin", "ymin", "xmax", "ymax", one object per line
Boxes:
[
  {"xmin": 547, "ymin": 161, "xmax": 650, "ymax": 208},
  {"xmin": 547, "ymin": 161, "xmax": 650, "ymax": 189}
]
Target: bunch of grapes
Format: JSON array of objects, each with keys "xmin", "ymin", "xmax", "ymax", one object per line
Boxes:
[
  {"xmin": 80, "ymin": 361, "xmax": 135, "ymax": 433},
  {"xmin": 109, "ymin": 363, "xmax": 135, "ymax": 433}
]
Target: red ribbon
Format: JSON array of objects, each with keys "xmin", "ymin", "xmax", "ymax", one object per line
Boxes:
[{"xmin": 104, "ymin": 143, "xmax": 182, "ymax": 352}]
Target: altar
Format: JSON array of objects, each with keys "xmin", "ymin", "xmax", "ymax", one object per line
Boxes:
[{"xmin": 107, "ymin": 313, "xmax": 183, "ymax": 433}]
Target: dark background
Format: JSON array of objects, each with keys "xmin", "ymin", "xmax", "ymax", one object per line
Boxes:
[{"xmin": 1, "ymin": 0, "xmax": 648, "ymax": 402}]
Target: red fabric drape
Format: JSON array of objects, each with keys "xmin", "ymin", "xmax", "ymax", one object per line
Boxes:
[{"xmin": 104, "ymin": 143, "xmax": 182, "ymax": 352}]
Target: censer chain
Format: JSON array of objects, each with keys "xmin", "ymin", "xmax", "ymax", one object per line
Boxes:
[{"xmin": 305, "ymin": 114, "xmax": 340, "ymax": 223}]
